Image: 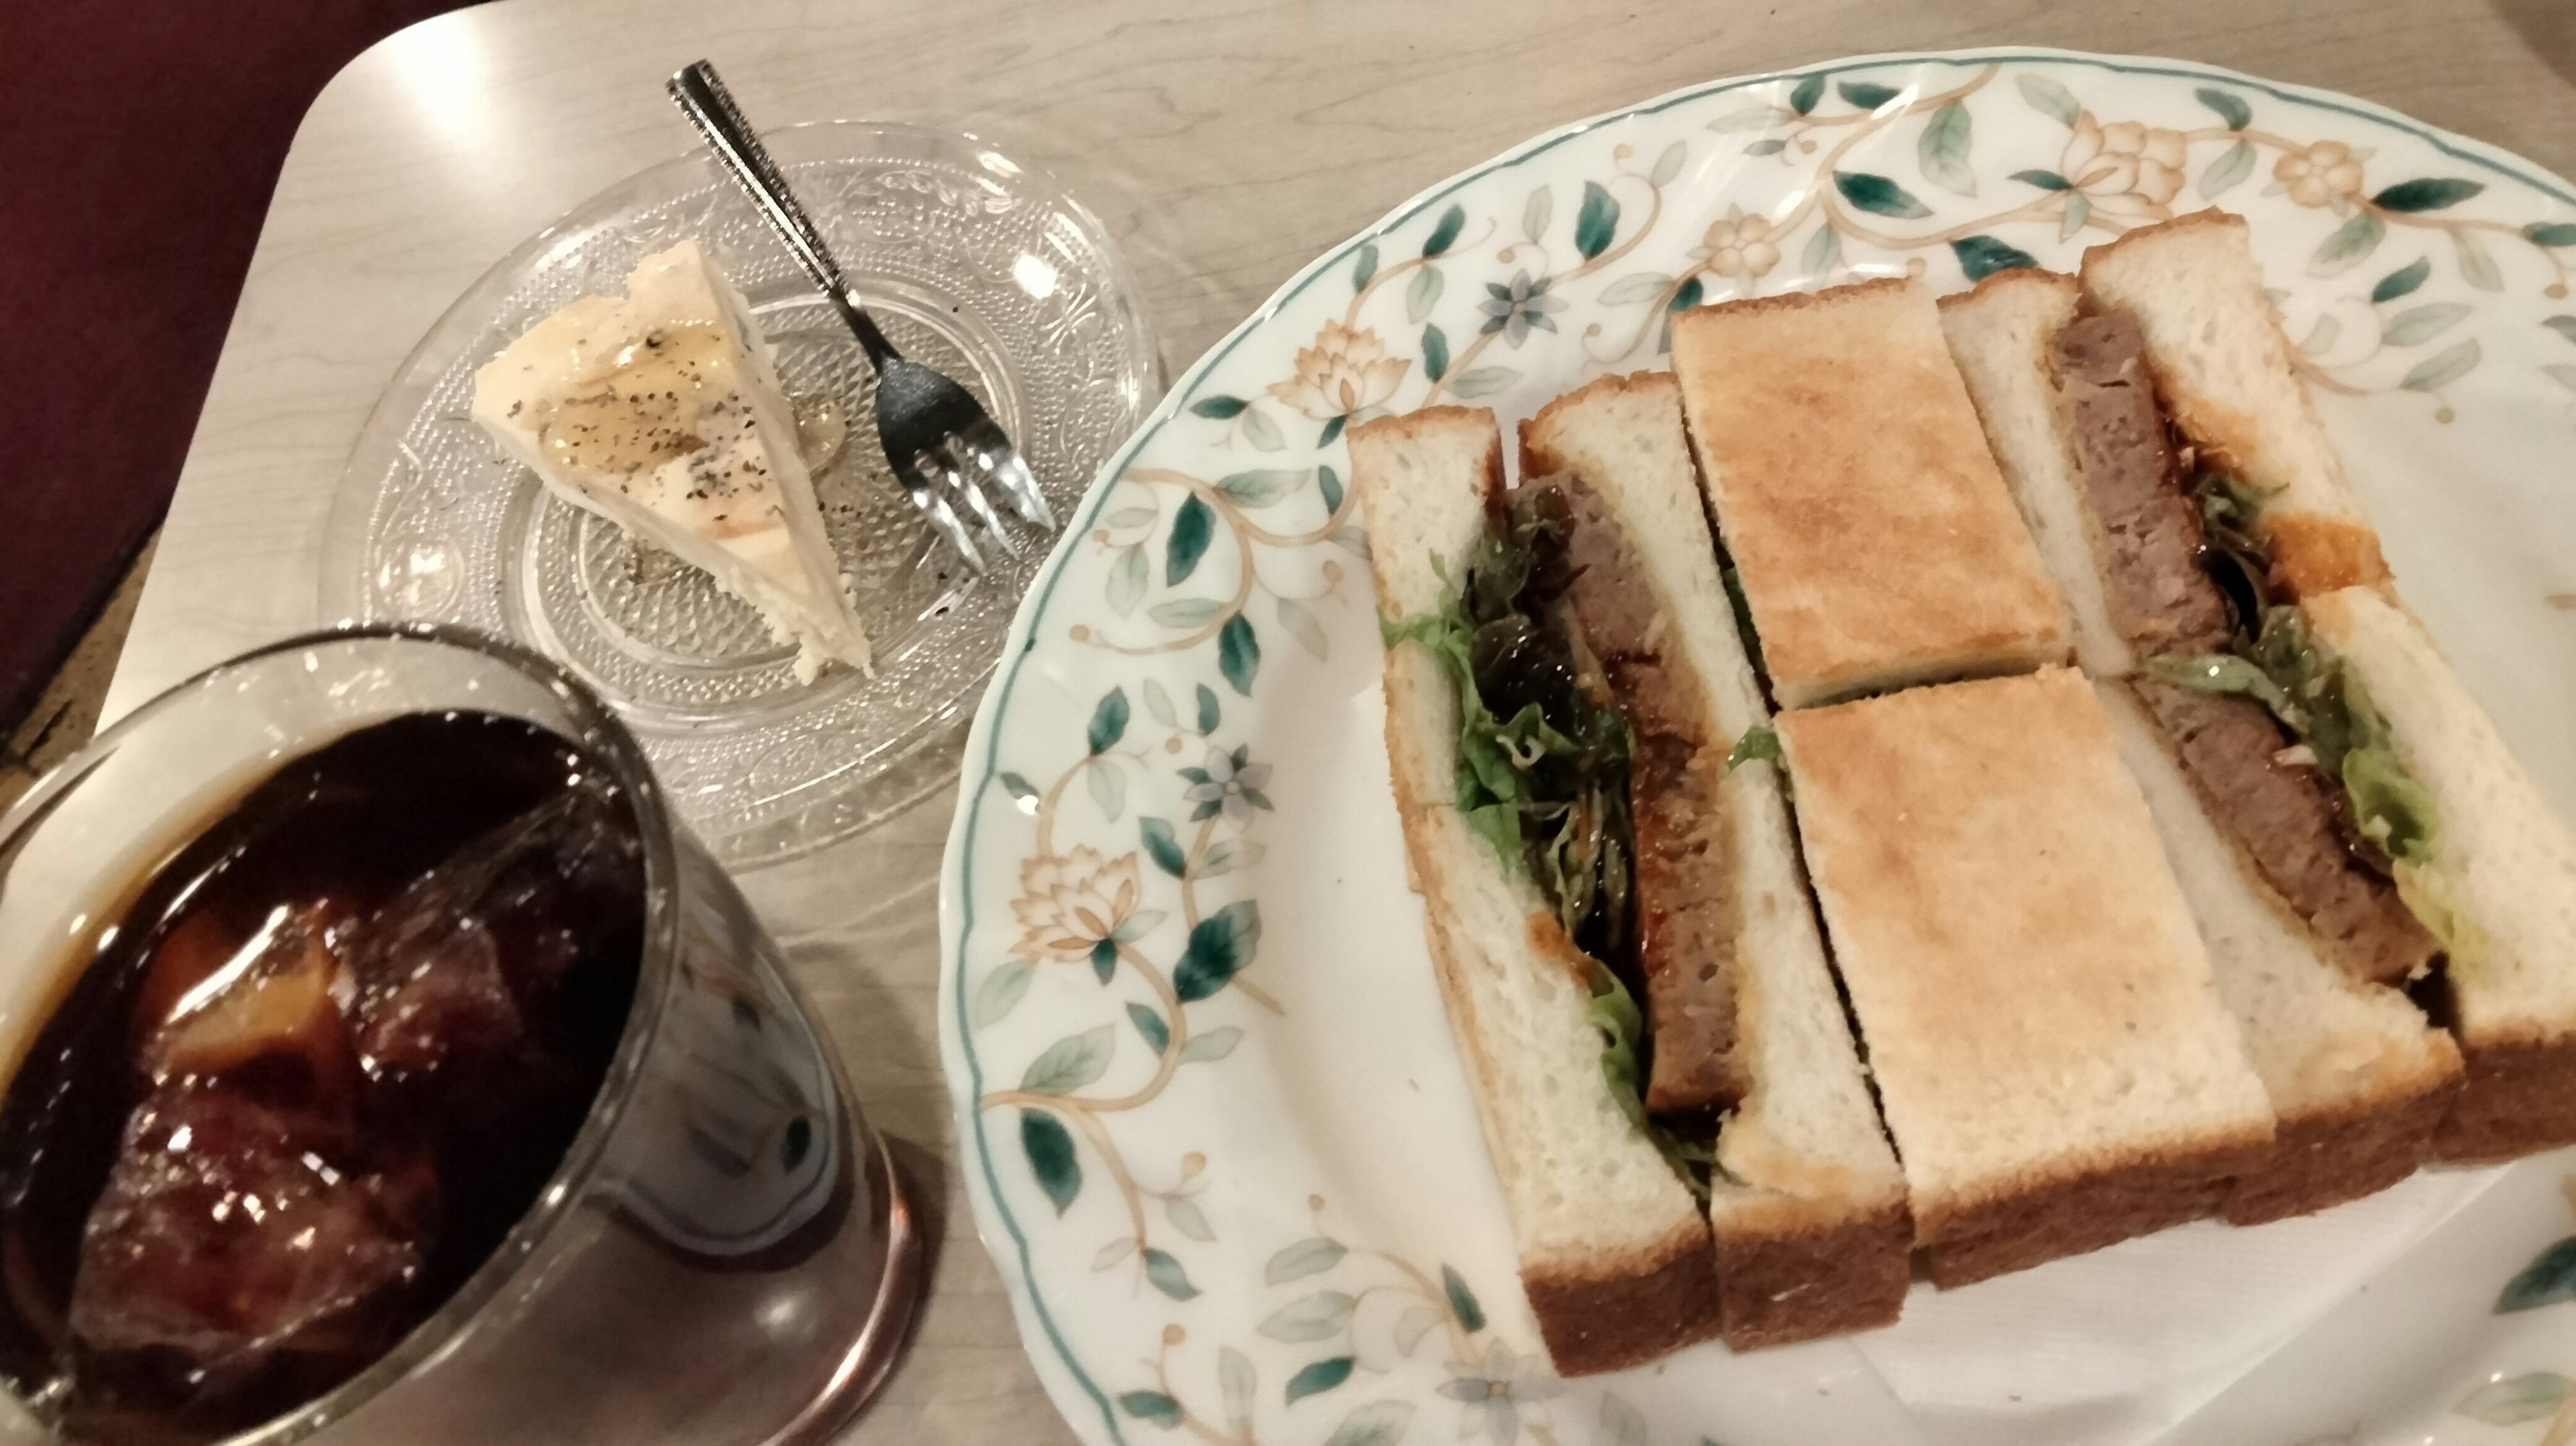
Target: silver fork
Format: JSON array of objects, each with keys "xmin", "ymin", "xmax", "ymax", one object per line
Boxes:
[{"xmin": 667, "ymin": 60, "xmax": 1053, "ymax": 575}]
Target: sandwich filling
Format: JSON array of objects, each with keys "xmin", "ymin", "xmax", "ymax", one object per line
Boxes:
[
  {"xmin": 1538, "ymin": 475, "xmax": 1749, "ymax": 1115},
  {"xmin": 1381, "ymin": 482, "xmax": 1731, "ymax": 1186},
  {"xmin": 2053, "ymin": 311, "xmax": 2440, "ymax": 983}
]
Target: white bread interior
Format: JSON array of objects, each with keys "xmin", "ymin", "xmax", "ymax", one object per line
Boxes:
[
  {"xmin": 1778, "ymin": 669, "xmax": 2275, "ymax": 1236},
  {"xmin": 1668, "ymin": 277, "xmax": 2071, "ymax": 708},
  {"xmin": 1938, "ymin": 269, "xmax": 2137, "ymax": 677},
  {"xmin": 2304, "ymin": 586, "xmax": 2576, "ymax": 1051},
  {"xmin": 1517, "ymin": 375, "xmax": 1905, "ymax": 1237},
  {"xmin": 2080, "ymin": 210, "xmax": 2388, "ymax": 596},
  {"xmin": 1521, "ymin": 374, "xmax": 1768, "ymax": 742},
  {"xmin": 2097, "ymin": 679, "xmax": 2461, "ymax": 1124},
  {"xmin": 1349, "ymin": 407, "xmax": 1711, "ymax": 1335}
]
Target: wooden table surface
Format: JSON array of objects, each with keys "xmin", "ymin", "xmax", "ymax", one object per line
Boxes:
[{"xmin": 103, "ymin": 0, "xmax": 2576, "ymax": 1439}]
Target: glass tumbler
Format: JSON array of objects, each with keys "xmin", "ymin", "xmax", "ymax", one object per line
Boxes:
[{"xmin": 0, "ymin": 624, "xmax": 921, "ymax": 1446}]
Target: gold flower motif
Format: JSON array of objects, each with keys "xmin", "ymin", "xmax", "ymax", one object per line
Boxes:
[
  {"xmin": 1267, "ymin": 319, "xmax": 1409, "ymax": 421},
  {"xmin": 2061, "ymin": 112, "xmax": 2188, "ymax": 223},
  {"xmin": 1690, "ymin": 205, "xmax": 1779, "ymax": 279},
  {"xmin": 2273, "ymin": 140, "xmax": 2369, "ymax": 209},
  {"xmin": 1010, "ymin": 847, "xmax": 1156, "ymax": 964}
]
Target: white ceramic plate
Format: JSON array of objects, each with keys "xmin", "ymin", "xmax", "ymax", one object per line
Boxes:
[{"xmin": 940, "ymin": 49, "xmax": 2576, "ymax": 1446}]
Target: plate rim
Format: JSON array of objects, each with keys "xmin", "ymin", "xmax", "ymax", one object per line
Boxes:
[{"xmin": 936, "ymin": 44, "xmax": 2576, "ymax": 1446}]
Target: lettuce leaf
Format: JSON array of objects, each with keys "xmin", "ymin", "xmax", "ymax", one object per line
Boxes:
[
  {"xmin": 1724, "ymin": 726, "xmax": 1782, "ymax": 772},
  {"xmin": 2149, "ymin": 605, "xmax": 2437, "ymax": 866},
  {"xmin": 1378, "ymin": 500, "xmax": 1633, "ymax": 952},
  {"xmin": 1585, "ymin": 964, "xmax": 1713, "ymax": 1199}
]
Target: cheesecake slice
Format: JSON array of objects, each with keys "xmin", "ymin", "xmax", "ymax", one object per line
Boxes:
[{"xmin": 472, "ymin": 239, "xmax": 869, "ymax": 680}]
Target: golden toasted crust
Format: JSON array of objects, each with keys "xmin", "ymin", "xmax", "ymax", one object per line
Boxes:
[
  {"xmin": 1711, "ymin": 1191, "xmax": 1912, "ymax": 1349},
  {"xmin": 1524, "ymin": 1215, "xmax": 1726, "ymax": 1375},
  {"xmin": 1670, "ymin": 278, "xmax": 2069, "ymax": 708},
  {"xmin": 2076, "ymin": 204, "xmax": 2249, "ymax": 266},
  {"xmin": 1350, "ymin": 403, "xmax": 1513, "ymax": 457},
  {"xmin": 2225, "ymin": 1060, "xmax": 2460, "ymax": 1224},
  {"xmin": 1925, "ymin": 1132, "xmax": 2269, "ymax": 1286},
  {"xmin": 1934, "ymin": 265, "xmax": 2080, "ymax": 314},
  {"xmin": 1517, "ymin": 369, "xmax": 1680, "ymax": 473},
  {"xmin": 2433, "ymin": 1034, "xmax": 2576, "ymax": 1163}
]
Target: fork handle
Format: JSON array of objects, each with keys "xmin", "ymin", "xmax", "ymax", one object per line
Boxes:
[{"xmin": 667, "ymin": 60, "xmax": 900, "ymax": 372}]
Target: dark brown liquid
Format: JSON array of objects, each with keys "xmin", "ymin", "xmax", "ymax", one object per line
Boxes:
[{"xmin": 0, "ymin": 712, "xmax": 647, "ymax": 1444}]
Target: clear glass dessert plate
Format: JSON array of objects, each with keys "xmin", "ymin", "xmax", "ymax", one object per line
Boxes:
[{"xmin": 325, "ymin": 121, "xmax": 1159, "ymax": 866}]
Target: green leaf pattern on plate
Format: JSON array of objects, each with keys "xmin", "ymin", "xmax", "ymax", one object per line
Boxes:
[
  {"xmin": 2459, "ymin": 1372, "xmax": 2575, "ymax": 1426},
  {"xmin": 1919, "ymin": 101, "xmax": 1977, "ymax": 197},
  {"xmin": 1951, "ymin": 233, "xmax": 2039, "ymax": 280},
  {"xmin": 1128, "ymin": 1001, "xmax": 1172, "ymax": 1056},
  {"xmin": 1835, "ymin": 170, "xmax": 1934, "ymax": 219},
  {"xmin": 2198, "ymin": 139, "xmax": 2255, "ymax": 200},
  {"xmin": 2373, "ymin": 257, "xmax": 2432, "ymax": 304}
]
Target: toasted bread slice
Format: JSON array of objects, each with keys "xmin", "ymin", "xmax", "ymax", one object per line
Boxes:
[
  {"xmin": 2080, "ymin": 209, "xmax": 2390, "ymax": 597},
  {"xmin": 2097, "ymin": 681, "xmax": 2462, "ymax": 1223},
  {"xmin": 1938, "ymin": 269, "xmax": 2135, "ymax": 677},
  {"xmin": 1351, "ymin": 406, "xmax": 1721, "ymax": 1374},
  {"xmin": 1779, "ymin": 669, "xmax": 2275, "ymax": 1283},
  {"xmin": 1520, "ymin": 373, "xmax": 1909, "ymax": 1349},
  {"xmin": 2302, "ymin": 587, "xmax": 2576, "ymax": 1162},
  {"xmin": 1668, "ymin": 278, "xmax": 2070, "ymax": 708}
]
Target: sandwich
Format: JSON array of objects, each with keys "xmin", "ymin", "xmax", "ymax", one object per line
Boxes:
[
  {"xmin": 2095, "ymin": 679, "xmax": 2462, "ymax": 1223},
  {"xmin": 1667, "ymin": 277, "xmax": 2070, "ymax": 709},
  {"xmin": 1517, "ymin": 374, "xmax": 1909, "ymax": 1350},
  {"xmin": 1933, "ymin": 214, "xmax": 2561, "ymax": 1197},
  {"xmin": 474, "ymin": 238, "xmax": 871, "ymax": 681},
  {"xmin": 1350, "ymin": 404, "xmax": 1723, "ymax": 1375},
  {"xmin": 1777, "ymin": 667, "xmax": 2277, "ymax": 1284},
  {"xmin": 1348, "ymin": 216, "xmax": 2570, "ymax": 1356},
  {"xmin": 2301, "ymin": 586, "xmax": 2576, "ymax": 1163}
]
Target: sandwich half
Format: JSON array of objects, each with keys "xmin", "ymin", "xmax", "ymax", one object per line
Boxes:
[
  {"xmin": 1941, "ymin": 264, "xmax": 2467, "ymax": 1215},
  {"xmin": 1518, "ymin": 374, "xmax": 1910, "ymax": 1349},
  {"xmin": 1668, "ymin": 277, "xmax": 2070, "ymax": 708},
  {"xmin": 1939, "ymin": 264, "xmax": 2438, "ymax": 988},
  {"xmin": 1779, "ymin": 668, "xmax": 2275, "ymax": 1284},
  {"xmin": 1352, "ymin": 406, "xmax": 1721, "ymax": 1374},
  {"xmin": 2302, "ymin": 587, "xmax": 2576, "ymax": 1163}
]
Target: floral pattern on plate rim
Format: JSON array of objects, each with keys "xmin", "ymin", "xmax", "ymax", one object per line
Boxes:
[{"xmin": 945, "ymin": 48, "xmax": 2576, "ymax": 1446}]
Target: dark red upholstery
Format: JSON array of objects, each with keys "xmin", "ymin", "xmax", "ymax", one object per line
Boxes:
[{"xmin": 0, "ymin": 0, "xmax": 480, "ymax": 729}]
